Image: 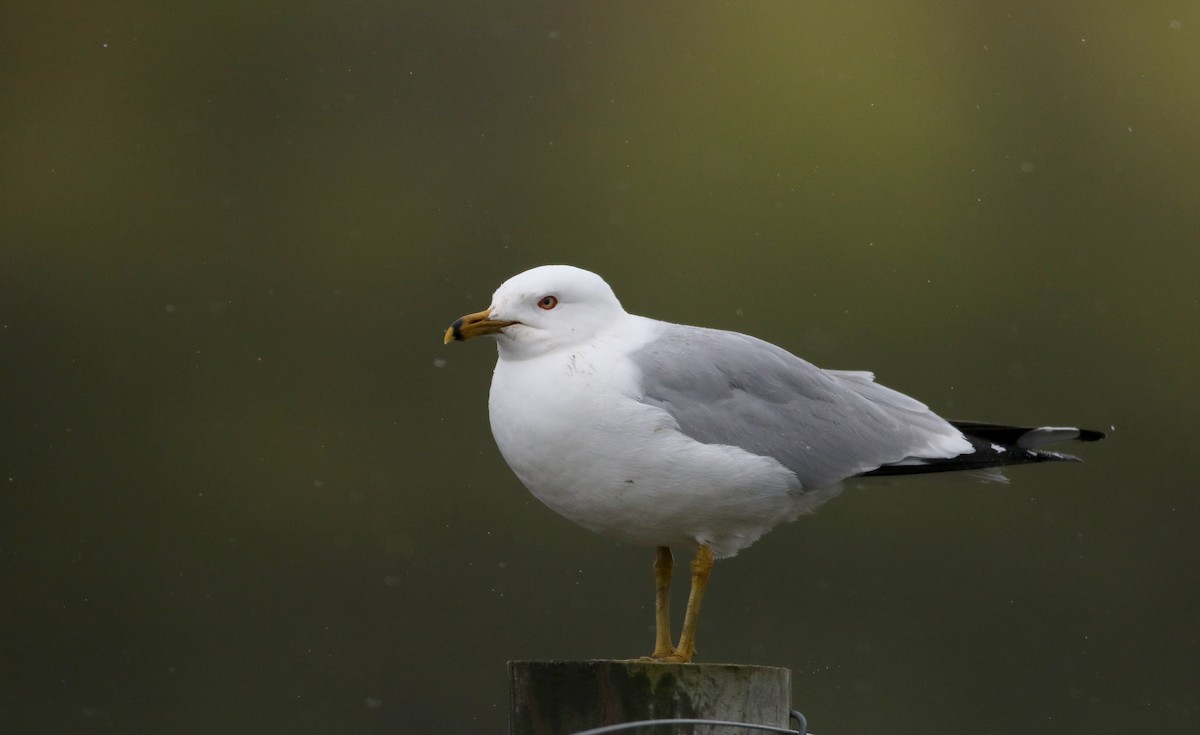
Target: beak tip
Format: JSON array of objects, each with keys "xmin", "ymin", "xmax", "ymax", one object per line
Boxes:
[{"xmin": 444, "ymin": 309, "xmax": 509, "ymax": 343}]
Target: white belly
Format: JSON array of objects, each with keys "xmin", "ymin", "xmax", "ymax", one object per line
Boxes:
[{"xmin": 487, "ymin": 344, "xmax": 832, "ymax": 558}]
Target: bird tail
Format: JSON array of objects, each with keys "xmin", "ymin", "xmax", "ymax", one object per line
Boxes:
[{"xmin": 859, "ymin": 420, "xmax": 1105, "ymax": 477}]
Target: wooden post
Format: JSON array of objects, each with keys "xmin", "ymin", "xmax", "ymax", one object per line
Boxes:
[{"xmin": 509, "ymin": 660, "xmax": 791, "ymax": 734}]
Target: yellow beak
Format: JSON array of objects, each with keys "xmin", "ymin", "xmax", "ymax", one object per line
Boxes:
[{"xmin": 443, "ymin": 308, "xmax": 517, "ymax": 344}]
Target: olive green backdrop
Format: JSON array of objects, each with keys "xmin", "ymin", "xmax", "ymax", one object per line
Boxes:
[{"xmin": 2, "ymin": 2, "xmax": 1197, "ymax": 733}]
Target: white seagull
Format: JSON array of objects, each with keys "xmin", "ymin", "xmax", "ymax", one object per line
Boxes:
[{"xmin": 445, "ymin": 265, "xmax": 1103, "ymax": 663}]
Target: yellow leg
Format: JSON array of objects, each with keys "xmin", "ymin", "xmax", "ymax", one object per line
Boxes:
[
  {"xmin": 651, "ymin": 546, "xmax": 674, "ymax": 658},
  {"xmin": 672, "ymin": 543, "xmax": 714, "ymax": 663}
]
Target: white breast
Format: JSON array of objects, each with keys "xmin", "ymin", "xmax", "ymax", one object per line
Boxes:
[{"xmin": 486, "ymin": 320, "xmax": 831, "ymax": 558}]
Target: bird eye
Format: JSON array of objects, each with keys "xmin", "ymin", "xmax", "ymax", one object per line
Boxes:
[{"xmin": 537, "ymin": 295, "xmax": 558, "ymax": 310}]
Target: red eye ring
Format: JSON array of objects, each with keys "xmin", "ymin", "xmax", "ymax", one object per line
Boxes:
[{"xmin": 537, "ymin": 295, "xmax": 558, "ymax": 310}]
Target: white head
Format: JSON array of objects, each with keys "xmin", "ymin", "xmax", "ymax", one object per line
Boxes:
[{"xmin": 444, "ymin": 265, "xmax": 627, "ymax": 359}]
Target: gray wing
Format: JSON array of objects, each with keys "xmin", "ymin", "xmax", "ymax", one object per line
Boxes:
[{"xmin": 629, "ymin": 323, "xmax": 970, "ymax": 489}]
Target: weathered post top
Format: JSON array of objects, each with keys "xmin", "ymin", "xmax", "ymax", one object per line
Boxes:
[{"xmin": 509, "ymin": 659, "xmax": 791, "ymax": 735}]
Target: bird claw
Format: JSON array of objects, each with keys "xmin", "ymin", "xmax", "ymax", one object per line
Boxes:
[{"xmin": 634, "ymin": 651, "xmax": 693, "ymax": 664}]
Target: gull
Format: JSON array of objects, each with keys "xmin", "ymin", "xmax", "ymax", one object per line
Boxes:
[{"xmin": 444, "ymin": 265, "xmax": 1103, "ymax": 663}]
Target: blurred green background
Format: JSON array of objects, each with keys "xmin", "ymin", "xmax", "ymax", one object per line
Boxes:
[{"xmin": 2, "ymin": 2, "xmax": 1197, "ymax": 733}]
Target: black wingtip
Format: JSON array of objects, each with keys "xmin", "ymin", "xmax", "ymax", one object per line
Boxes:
[
  {"xmin": 859, "ymin": 421, "xmax": 1103, "ymax": 478},
  {"xmin": 950, "ymin": 421, "xmax": 1106, "ymax": 446}
]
